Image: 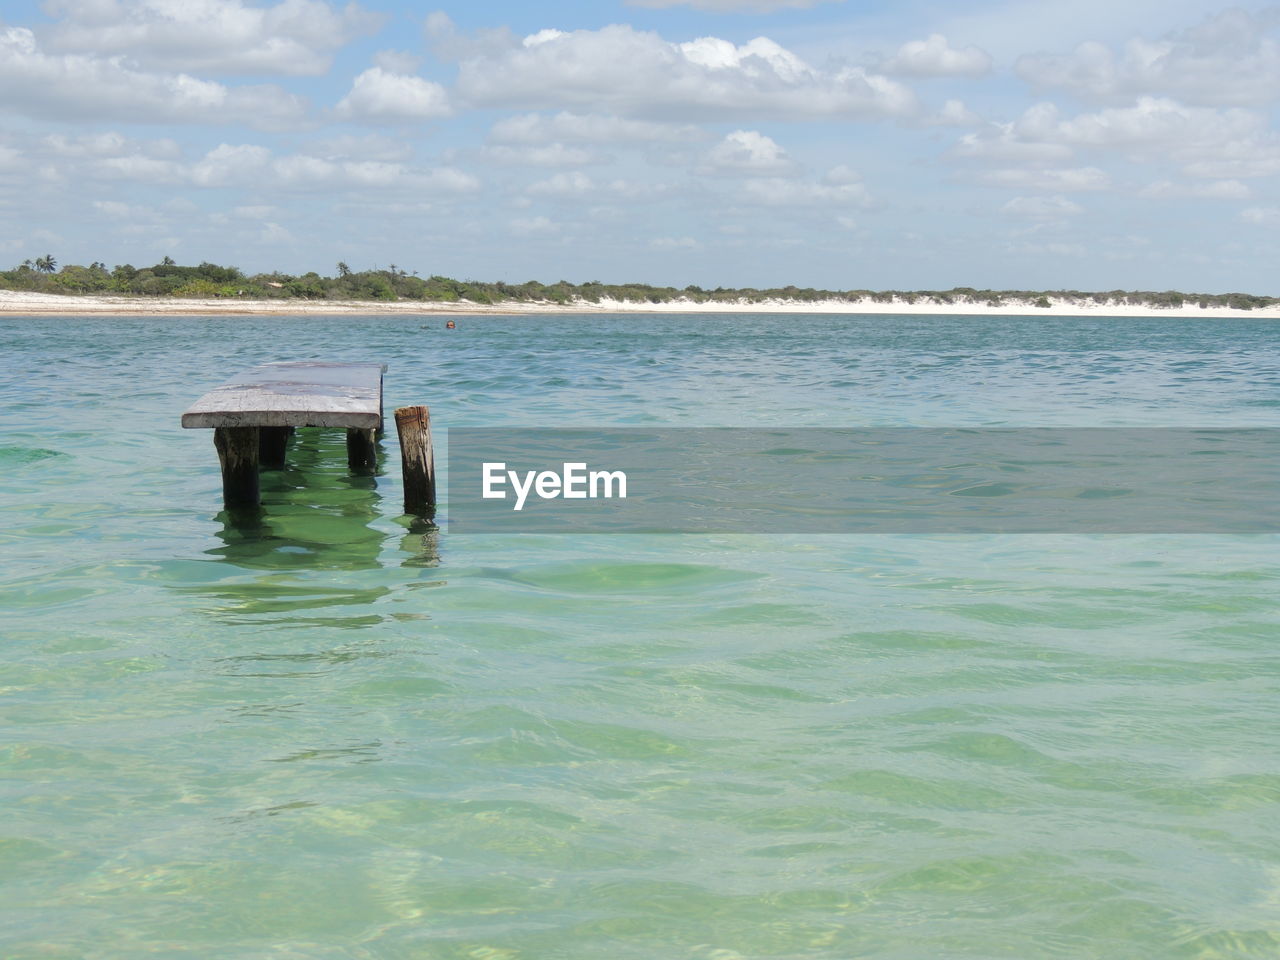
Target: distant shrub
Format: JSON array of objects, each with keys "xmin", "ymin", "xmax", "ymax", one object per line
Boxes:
[{"xmin": 173, "ymin": 279, "xmax": 223, "ymax": 298}]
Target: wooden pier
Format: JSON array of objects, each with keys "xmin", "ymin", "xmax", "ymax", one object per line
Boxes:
[{"xmin": 181, "ymin": 361, "xmax": 434, "ymax": 514}]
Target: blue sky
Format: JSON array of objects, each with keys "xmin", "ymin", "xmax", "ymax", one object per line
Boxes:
[{"xmin": 1, "ymin": 0, "xmax": 1277, "ymax": 292}]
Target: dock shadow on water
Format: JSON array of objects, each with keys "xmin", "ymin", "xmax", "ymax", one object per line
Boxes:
[{"xmin": 182, "ymin": 428, "xmax": 439, "ymax": 629}]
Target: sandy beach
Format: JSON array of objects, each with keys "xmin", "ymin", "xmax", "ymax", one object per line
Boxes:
[{"xmin": 2, "ymin": 288, "xmax": 1277, "ymax": 319}]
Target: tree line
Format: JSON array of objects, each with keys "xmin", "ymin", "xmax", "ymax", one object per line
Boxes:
[{"xmin": 2, "ymin": 257, "xmax": 1276, "ymax": 311}]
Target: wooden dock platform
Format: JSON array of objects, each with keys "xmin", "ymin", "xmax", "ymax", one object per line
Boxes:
[
  {"xmin": 183, "ymin": 361, "xmax": 435, "ymax": 514},
  {"xmin": 181, "ymin": 361, "xmax": 386, "ymax": 430}
]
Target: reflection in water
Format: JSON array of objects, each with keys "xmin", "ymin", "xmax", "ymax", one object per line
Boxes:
[
  {"xmin": 399, "ymin": 516, "xmax": 441, "ymax": 569},
  {"xmin": 179, "ymin": 430, "xmax": 441, "ymax": 763},
  {"xmin": 216, "ymin": 646, "xmax": 393, "ymax": 676},
  {"xmin": 265, "ymin": 740, "xmax": 383, "ymax": 764},
  {"xmin": 209, "ymin": 429, "xmax": 386, "ymax": 572},
  {"xmin": 178, "ymin": 429, "xmax": 440, "ymax": 629}
]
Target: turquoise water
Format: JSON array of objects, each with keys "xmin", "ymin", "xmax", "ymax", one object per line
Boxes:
[{"xmin": 2, "ymin": 312, "xmax": 1278, "ymax": 959}]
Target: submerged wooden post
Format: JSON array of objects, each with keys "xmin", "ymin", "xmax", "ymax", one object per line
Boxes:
[
  {"xmin": 395, "ymin": 406, "xmax": 435, "ymax": 515},
  {"xmin": 259, "ymin": 426, "xmax": 293, "ymax": 470},
  {"xmin": 213, "ymin": 426, "xmax": 260, "ymax": 508},
  {"xmin": 347, "ymin": 427, "xmax": 377, "ymax": 470}
]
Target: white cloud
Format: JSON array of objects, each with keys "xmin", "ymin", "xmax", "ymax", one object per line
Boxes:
[
  {"xmin": 523, "ymin": 172, "xmax": 670, "ymax": 201},
  {"xmin": 334, "ymin": 67, "xmax": 451, "ymax": 122},
  {"xmin": 230, "ymin": 205, "xmax": 283, "ymax": 219},
  {"xmin": 92, "ymin": 199, "xmax": 160, "ymax": 220},
  {"xmin": 954, "ymin": 97, "xmax": 1280, "ymax": 185},
  {"xmin": 1000, "ymin": 195, "xmax": 1083, "ymax": 219},
  {"xmin": 423, "ymin": 11, "xmax": 518, "ymax": 63},
  {"xmin": 49, "ymin": 134, "xmax": 189, "ymax": 181},
  {"xmin": 526, "ymin": 171, "xmax": 597, "ymax": 198},
  {"xmin": 0, "ymin": 25, "xmax": 306, "ymax": 127},
  {"xmin": 455, "ymin": 25, "xmax": 920, "ymax": 121},
  {"xmin": 1004, "ymin": 97, "xmax": 1280, "ymax": 181},
  {"xmin": 403, "ymin": 166, "xmax": 482, "ymax": 193},
  {"xmin": 258, "ymin": 221, "xmax": 295, "ymax": 244},
  {"xmin": 1179, "ymin": 141, "xmax": 1280, "ymax": 180},
  {"xmin": 882, "ymin": 34, "xmax": 992, "ymax": 78},
  {"xmin": 739, "ymin": 177, "xmax": 871, "ymax": 207},
  {"xmin": 1139, "ymin": 179, "xmax": 1252, "ymax": 200},
  {"xmin": 822, "ymin": 164, "xmax": 861, "ymax": 185},
  {"xmin": 1001, "ymin": 239, "xmax": 1087, "ymax": 258},
  {"xmin": 84, "ymin": 140, "xmax": 481, "ymax": 194},
  {"xmin": 650, "ymin": 236, "xmax": 700, "ymax": 248},
  {"xmin": 523, "ymin": 29, "xmax": 567, "ymax": 47},
  {"xmin": 1014, "ymin": 98, "xmax": 1263, "ymax": 149},
  {"xmin": 42, "ymin": 0, "xmax": 383, "ymax": 76},
  {"xmin": 1016, "ymin": 9, "xmax": 1280, "ymax": 107},
  {"xmin": 974, "ymin": 166, "xmax": 1111, "ymax": 192},
  {"xmin": 1240, "ymin": 206, "xmax": 1280, "ymax": 225},
  {"xmin": 510, "ymin": 215, "xmax": 558, "ymax": 236},
  {"xmin": 482, "ymin": 144, "xmax": 604, "ymax": 166},
  {"xmin": 372, "ymin": 49, "xmax": 422, "ymax": 74},
  {"xmin": 44, "ymin": 131, "xmax": 181, "ymax": 160},
  {"xmin": 926, "ymin": 99, "xmax": 981, "ymax": 127},
  {"xmin": 489, "ymin": 112, "xmax": 703, "ymax": 145},
  {"xmin": 952, "ymin": 124, "xmax": 1073, "ymax": 164},
  {"xmin": 700, "ymin": 130, "xmax": 794, "ymax": 176},
  {"xmin": 98, "ymin": 154, "xmax": 185, "ymax": 182},
  {"xmin": 0, "ymin": 146, "xmax": 26, "ymax": 173},
  {"xmin": 190, "ymin": 143, "xmax": 273, "ymax": 187},
  {"xmin": 300, "ymin": 133, "xmax": 411, "ymax": 162}
]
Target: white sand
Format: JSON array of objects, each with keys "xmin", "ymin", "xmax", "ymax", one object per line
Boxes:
[{"xmin": 1, "ymin": 288, "xmax": 1277, "ymax": 319}]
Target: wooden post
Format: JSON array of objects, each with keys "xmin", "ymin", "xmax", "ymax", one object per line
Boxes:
[
  {"xmin": 213, "ymin": 426, "xmax": 260, "ymax": 508},
  {"xmin": 395, "ymin": 406, "xmax": 435, "ymax": 515},
  {"xmin": 259, "ymin": 426, "xmax": 293, "ymax": 470},
  {"xmin": 347, "ymin": 428, "xmax": 377, "ymax": 470}
]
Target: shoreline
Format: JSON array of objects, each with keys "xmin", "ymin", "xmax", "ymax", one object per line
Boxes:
[{"xmin": 2, "ymin": 289, "xmax": 1278, "ymax": 319}]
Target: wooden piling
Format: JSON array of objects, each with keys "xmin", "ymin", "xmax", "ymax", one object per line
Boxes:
[
  {"xmin": 259, "ymin": 426, "xmax": 293, "ymax": 470},
  {"xmin": 347, "ymin": 428, "xmax": 378, "ymax": 470},
  {"xmin": 395, "ymin": 405, "xmax": 435, "ymax": 515},
  {"xmin": 213, "ymin": 426, "xmax": 260, "ymax": 508}
]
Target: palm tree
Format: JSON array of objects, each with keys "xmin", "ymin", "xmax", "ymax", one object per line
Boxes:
[{"xmin": 34, "ymin": 254, "xmax": 56, "ymax": 273}]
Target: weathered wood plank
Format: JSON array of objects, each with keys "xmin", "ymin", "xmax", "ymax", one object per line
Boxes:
[{"xmin": 181, "ymin": 362, "xmax": 386, "ymax": 429}]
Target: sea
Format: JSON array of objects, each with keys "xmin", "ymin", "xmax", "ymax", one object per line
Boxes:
[{"xmin": 2, "ymin": 311, "xmax": 1278, "ymax": 959}]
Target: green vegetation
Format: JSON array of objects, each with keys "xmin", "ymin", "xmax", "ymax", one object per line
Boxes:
[{"xmin": 2, "ymin": 258, "xmax": 1276, "ymax": 311}]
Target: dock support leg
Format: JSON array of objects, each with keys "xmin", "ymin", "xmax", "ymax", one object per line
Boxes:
[
  {"xmin": 347, "ymin": 427, "xmax": 377, "ymax": 470},
  {"xmin": 259, "ymin": 426, "xmax": 292, "ymax": 470},
  {"xmin": 213, "ymin": 426, "xmax": 260, "ymax": 508},
  {"xmin": 395, "ymin": 406, "xmax": 435, "ymax": 516}
]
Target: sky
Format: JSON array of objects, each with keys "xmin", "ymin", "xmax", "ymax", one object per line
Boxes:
[{"xmin": 1, "ymin": 0, "xmax": 1278, "ymax": 292}]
